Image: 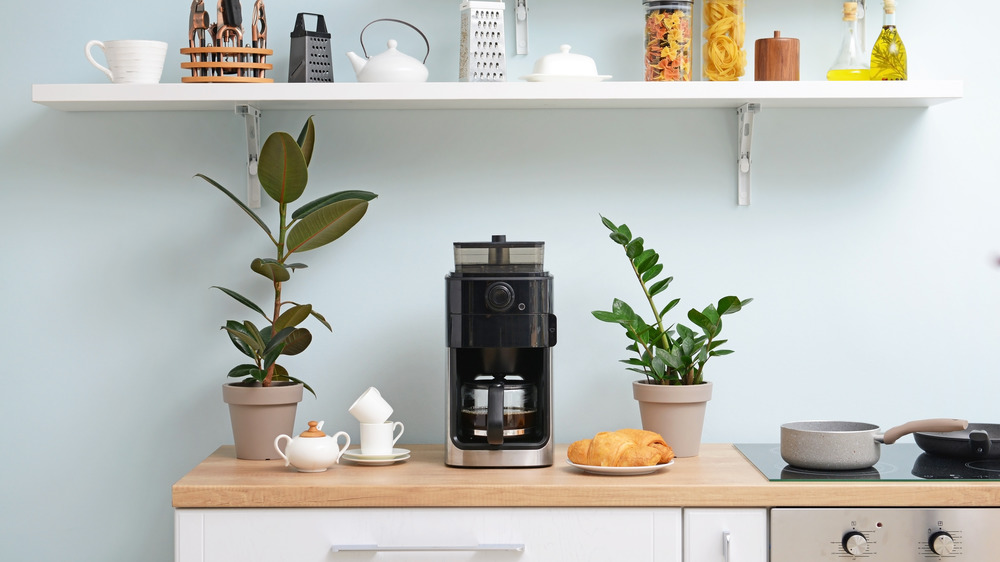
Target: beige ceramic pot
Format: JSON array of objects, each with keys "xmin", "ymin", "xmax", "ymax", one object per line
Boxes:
[
  {"xmin": 632, "ymin": 380, "xmax": 712, "ymax": 458},
  {"xmin": 222, "ymin": 381, "xmax": 303, "ymax": 460}
]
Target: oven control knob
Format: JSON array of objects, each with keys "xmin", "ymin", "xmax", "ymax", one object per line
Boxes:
[
  {"xmin": 929, "ymin": 531, "xmax": 955, "ymax": 555},
  {"xmin": 842, "ymin": 531, "xmax": 868, "ymax": 555}
]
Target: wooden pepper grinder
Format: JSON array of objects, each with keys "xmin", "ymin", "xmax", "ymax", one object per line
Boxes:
[{"xmin": 754, "ymin": 31, "xmax": 800, "ymax": 81}]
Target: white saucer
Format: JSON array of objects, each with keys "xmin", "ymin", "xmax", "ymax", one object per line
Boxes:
[
  {"xmin": 343, "ymin": 454, "xmax": 410, "ymax": 466},
  {"xmin": 565, "ymin": 459, "xmax": 674, "ymax": 476},
  {"xmin": 521, "ymin": 74, "xmax": 612, "ymax": 82},
  {"xmin": 342, "ymin": 448, "xmax": 410, "ymax": 461}
]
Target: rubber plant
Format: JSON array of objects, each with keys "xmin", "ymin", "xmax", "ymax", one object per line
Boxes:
[
  {"xmin": 197, "ymin": 116, "xmax": 376, "ymax": 396},
  {"xmin": 592, "ymin": 216, "xmax": 751, "ymax": 386}
]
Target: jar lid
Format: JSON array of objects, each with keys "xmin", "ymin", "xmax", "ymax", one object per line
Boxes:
[
  {"xmin": 299, "ymin": 420, "xmax": 326, "ymax": 438},
  {"xmin": 643, "ymin": 0, "xmax": 693, "ymax": 7}
]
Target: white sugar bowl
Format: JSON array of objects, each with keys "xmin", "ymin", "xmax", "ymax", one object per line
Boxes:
[{"xmin": 274, "ymin": 421, "xmax": 351, "ymax": 472}]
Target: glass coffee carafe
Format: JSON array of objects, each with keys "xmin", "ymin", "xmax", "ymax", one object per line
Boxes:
[{"xmin": 459, "ymin": 376, "xmax": 539, "ymax": 445}]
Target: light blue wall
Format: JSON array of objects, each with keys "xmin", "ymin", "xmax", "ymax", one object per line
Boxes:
[{"xmin": 1, "ymin": 0, "xmax": 996, "ymax": 559}]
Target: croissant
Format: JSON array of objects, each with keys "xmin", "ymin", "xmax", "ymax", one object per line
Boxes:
[{"xmin": 567, "ymin": 429, "xmax": 674, "ymax": 467}]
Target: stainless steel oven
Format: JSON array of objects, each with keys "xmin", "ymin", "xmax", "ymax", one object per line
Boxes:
[
  {"xmin": 735, "ymin": 444, "xmax": 1000, "ymax": 560},
  {"xmin": 770, "ymin": 507, "xmax": 1000, "ymax": 560}
]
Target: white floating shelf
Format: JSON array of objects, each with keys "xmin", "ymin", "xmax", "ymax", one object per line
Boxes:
[{"xmin": 32, "ymin": 80, "xmax": 963, "ymax": 112}]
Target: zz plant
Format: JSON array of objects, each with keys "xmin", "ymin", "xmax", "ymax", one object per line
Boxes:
[
  {"xmin": 197, "ymin": 117, "xmax": 376, "ymax": 396},
  {"xmin": 592, "ymin": 216, "xmax": 751, "ymax": 386}
]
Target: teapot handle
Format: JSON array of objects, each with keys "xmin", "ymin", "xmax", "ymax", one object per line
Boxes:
[
  {"xmin": 274, "ymin": 434, "xmax": 292, "ymax": 467},
  {"xmin": 360, "ymin": 18, "xmax": 430, "ymax": 64}
]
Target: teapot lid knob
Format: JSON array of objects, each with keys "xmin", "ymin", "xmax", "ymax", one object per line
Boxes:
[
  {"xmin": 300, "ymin": 421, "xmax": 327, "ymax": 438},
  {"xmin": 387, "ymin": 39, "xmax": 398, "ymax": 50}
]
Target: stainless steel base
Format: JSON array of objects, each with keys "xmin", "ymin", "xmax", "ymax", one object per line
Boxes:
[
  {"xmin": 445, "ymin": 442, "xmax": 553, "ymax": 468},
  {"xmin": 771, "ymin": 507, "xmax": 1000, "ymax": 561}
]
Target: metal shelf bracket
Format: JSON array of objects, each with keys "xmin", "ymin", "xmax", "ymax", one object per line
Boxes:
[
  {"xmin": 737, "ymin": 102, "xmax": 761, "ymax": 206},
  {"xmin": 236, "ymin": 104, "xmax": 262, "ymax": 209}
]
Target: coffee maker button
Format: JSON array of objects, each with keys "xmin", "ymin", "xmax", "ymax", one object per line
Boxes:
[{"xmin": 486, "ymin": 282, "xmax": 515, "ymax": 312}]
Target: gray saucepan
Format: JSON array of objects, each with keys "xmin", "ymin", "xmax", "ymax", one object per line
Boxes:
[
  {"xmin": 914, "ymin": 423, "xmax": 1000, "ymax": 460},
  {"xmin": 780, "ymin": 418, "xmax": 968, "ymax": 471}
]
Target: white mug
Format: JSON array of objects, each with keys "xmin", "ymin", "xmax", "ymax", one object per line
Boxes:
[
  {"xmin": 349, "ymin": 387, "xmax": 393, "ymax": 424},
  {"xmin": 360, "ymin": 421, "xmax": 404, "ymax": 455},
  {"xmin": 86, "ymin": 40, "xmax": 168, "ymax": 84}
]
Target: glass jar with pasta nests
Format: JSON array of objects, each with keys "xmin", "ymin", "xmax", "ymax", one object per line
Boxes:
[
  {"xmin": 643, "ymin": 0, "xmax": 694, "ymax": 81},
  {"xmin": 702, "ymin": 0, "xmax": 746, "ymax": 81}
]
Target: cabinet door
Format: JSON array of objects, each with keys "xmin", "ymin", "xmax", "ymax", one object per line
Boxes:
[
  {"xmin": 177, "ymin": 507, "xmax": 683, "ymax": 562},
  {"xmin": 682, "ymin": 508, "xmax": 767, "ymax": 562}
]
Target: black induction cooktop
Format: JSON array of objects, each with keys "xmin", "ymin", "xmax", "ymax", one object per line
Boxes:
[{"xmin": 736, "ymin": 443, "xmax": 1000, "ymax": 481}]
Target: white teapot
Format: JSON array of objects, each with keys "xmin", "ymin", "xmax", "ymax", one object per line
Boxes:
[
  {"xmin": 274, "ymin": 421, "xmax": 350, "ymax": 472},
  {"xmin": 346, "ymin": 18, "xmax": 429, "ymax": 83}
]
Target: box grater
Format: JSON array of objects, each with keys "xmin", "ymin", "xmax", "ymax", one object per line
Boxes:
[
  {"xmin": 288, "ymin": 12, "xmax": 333, "ymax": 82},
  {"xmin": 460, "ymin": 1, "xmax": 506, "ymax": 82}
]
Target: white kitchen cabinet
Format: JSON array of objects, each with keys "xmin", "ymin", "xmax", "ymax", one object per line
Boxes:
[
  {"xmin": 175, "ymin": 507, "xmax": 684, "ymax": 562},
  {"xmin": 682, "ymin": 509, "xmax": 767, "ymax": 562}
]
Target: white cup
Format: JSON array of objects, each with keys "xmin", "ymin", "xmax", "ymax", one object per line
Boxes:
[
  {"xmin": 349, "ymin": 387, "xmax": 393, "ymax": 424},
  {"xmin": 86, "ymin": 40, "xmax": 168, "ymax": 84},
  {"xmin": 360, "ymin": 421, "xmax": 404, "ymax": 456}
]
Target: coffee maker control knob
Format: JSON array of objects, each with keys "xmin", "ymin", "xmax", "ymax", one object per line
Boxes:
[{"xmin": 486, "ymin": 282, "xmax": 515, "ymax": 312}]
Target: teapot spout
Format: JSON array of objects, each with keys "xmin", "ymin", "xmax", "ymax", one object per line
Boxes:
[{"xmin": 346, "ymin": 51, "xmax": 367, "ymax": 78}]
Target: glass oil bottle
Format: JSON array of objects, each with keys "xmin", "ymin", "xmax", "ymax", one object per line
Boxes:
[
  {"xmin": 870, "ymin": 0, "xmax": 906, "ymax": 80},
  {"xmin": 827, "ymin": 1, "xmax": 870, "ymax": 81}
]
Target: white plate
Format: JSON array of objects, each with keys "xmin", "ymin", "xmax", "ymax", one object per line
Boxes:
[
  {"xmin": 343, "ymin": 454, "xmax": 410, "ymax": 466},
  {"xmin": 565, "ymin": 459, "xmax": 674, "ymax": 475},
  {"xmin": 520, "ymin": 74, "xmax": 612, "ymax": 82},
  {"xmin": 342, "ymin": 448, "xmax": 410, "ymax": 461}
]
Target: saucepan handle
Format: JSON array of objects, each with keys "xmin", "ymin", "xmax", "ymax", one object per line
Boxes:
[{"xmin": 880, "ymin": 418, "xmax": 968, "ymax": 445}]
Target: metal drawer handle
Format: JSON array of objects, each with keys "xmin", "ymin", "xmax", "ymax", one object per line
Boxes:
[
  {"xmin": 723, "ymin": 531, "xmax": 731, "ymax": 562},
  {"xmin": 332, "ymin": 543, "xmax": 525, "ymax": 553}
]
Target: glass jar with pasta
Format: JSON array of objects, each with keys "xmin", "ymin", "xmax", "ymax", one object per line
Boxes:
[
  {"xmin": 643, "ymin": 0, "xmax": 694, "ymax": 82},
  {"xmin": 702, "ymin": 0, "xmax": 746, "ymax": 81}
]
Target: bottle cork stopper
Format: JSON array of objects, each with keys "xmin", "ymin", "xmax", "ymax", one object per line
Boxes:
[
  {"xmin": 843, "ymin": 2, "xmax": 858, "ymax": 21},
  {"xmin": 299, "ymin": 421, "xmax": 327, "ymax": 438},
  {"xmin": 883, "ymin": 0, "xmax": 896, "ymax": 14}
]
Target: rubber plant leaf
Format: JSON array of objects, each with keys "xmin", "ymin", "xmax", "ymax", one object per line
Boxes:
[
  {"xmin": 280, "ymin": 328, "xmax": 312, "ymax": 356},
  {"xmin": 226, "ymin": 364, "xmax": 258, "ymax": 378},
  {"xmin": 196, "ymin": 174, "xmax": 271, "ymax": 235},
  {"xmin": 285, "ymin": 300, "xmax": 332, "ymax": 332},
  {"xmin": 224, "ymin": 325, "xmax": 262, "ymax": 355},
  {"xmin": 263, "ymin": 326, "xmax": 296, "ymax": 355},
  {"xmin": 286, "ymin": 198, "xmax": 369, "ymax": 254},
  {"xmin": 296, "ymin": 116, "xmax": 316, "ymax": 167},
  {"xmin": 291, "ymin": 190, "xmax": 379, "ymax": 221},
  {"xmin": 250, "ymin": 258, "xmax": 291, "ymax": 282},
  {"xmin": 212, "ymin": 286, "xmax": 268, "ymax": 321},
  {"xmin": 258, "ymin": 132, "xmax": 308, "ymax": 204},
  {"xmin": 273, "ymin": 304, "xmax": 312, "ymax": 333},
  {"xmin": 224, "ymin": 321, "xmax": 257, "ymax": 357}
]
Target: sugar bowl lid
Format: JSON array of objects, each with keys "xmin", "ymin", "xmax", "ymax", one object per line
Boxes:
[{"xmin": 300, "ymin": 420, "xmax": 327, "ymax": 438}]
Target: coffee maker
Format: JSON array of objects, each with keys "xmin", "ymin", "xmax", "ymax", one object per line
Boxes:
[{"xmin": 446, "ymin": 235, "xmax": 556, "ymax": 467}]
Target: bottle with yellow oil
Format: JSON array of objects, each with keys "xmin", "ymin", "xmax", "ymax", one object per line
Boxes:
[
  {"xmin": 827, "ymin": 1, "xmax": 870, "ymax": 80},
  {"xmin": 870, "ymin": 0, "xmax": 907, "ymax": 80}
]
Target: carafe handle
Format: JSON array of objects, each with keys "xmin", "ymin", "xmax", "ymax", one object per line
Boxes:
[{"xmin": 487, "ymin": 382, "xmax": 504, "ymax": 445}]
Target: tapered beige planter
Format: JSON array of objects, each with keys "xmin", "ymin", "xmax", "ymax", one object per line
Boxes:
[
  {"xmin": 632, "ymin": 380, "xmax": 712, "ymax": 458},
  {"xmin": 223, "ymin": 382, "xmax": 303, "ymax": 460}
]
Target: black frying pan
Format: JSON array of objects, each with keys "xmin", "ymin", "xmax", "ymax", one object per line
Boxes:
[{"xmin": 914, "ymin": 423, "xmax": 1000, "ymax": 459}]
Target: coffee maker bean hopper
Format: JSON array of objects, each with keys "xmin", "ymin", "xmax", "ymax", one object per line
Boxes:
[{"xmin": 445, "ymin": 235, "xmax": 556, "ymax": 467}]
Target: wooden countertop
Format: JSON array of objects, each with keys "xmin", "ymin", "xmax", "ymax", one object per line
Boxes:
[{"xmin": 172, "ymin": 444, "xmax": 1000, "ymax": 509}]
